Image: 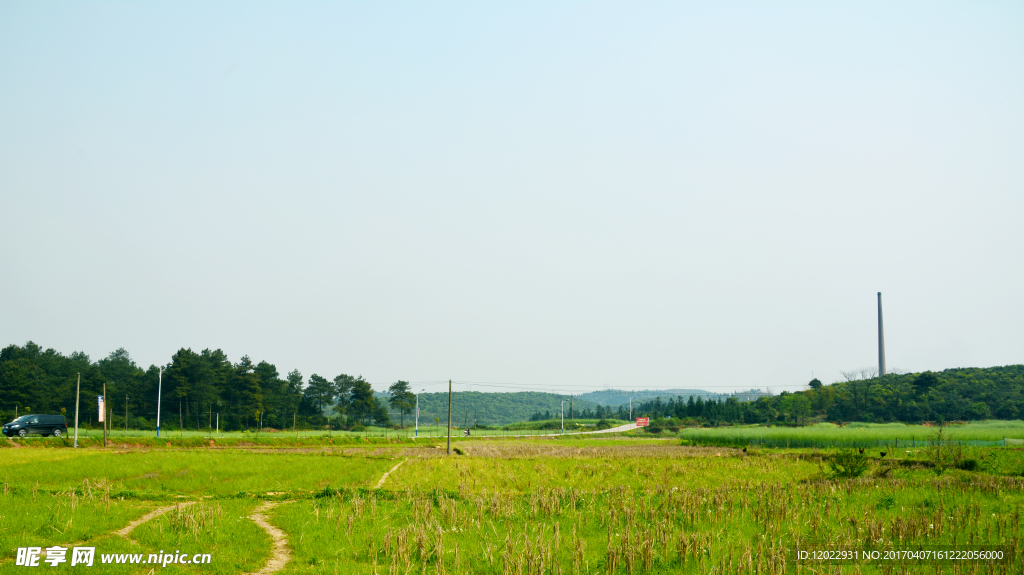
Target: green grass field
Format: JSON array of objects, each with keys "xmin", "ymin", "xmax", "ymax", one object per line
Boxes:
[
  {"xmin": 678, "ymin": 421, "xmax": 1024, "ymax": 448},
  {"xmin": 33, "ymin": 421, "xmax": 627, "ymax": 441},
  {"xmin": 2, "ymin": 427, "xmax": 1024, "ymax": 574}
]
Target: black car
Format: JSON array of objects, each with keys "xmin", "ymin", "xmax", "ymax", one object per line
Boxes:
[{"xmin": 2, "ymin": 415, "xmax": 69, "ymax": 438}]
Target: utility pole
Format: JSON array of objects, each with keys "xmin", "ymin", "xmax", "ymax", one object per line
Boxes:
[
  {"xmin": 877, "ymin": 292, "xmax": 886, "ymax": 376},
  {"xmin": 156, "ymin": 367, "xmax": 163, "ymax": 438},
  {"xmin": 561, "ymin": 400, "xmax": 564, "ymax": 434},
  {"xmin": 102, "ymin": 382, "xmax": 107, "ymax": 448},
  {"xmin": 446, "ymin": 378, "xmax": 450, "ymax": 454},
  {"xmin": 73, "ymin": 373, "xmax": 80, "ymax": 448}
]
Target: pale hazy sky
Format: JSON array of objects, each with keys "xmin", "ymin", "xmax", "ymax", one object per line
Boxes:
[{"xmin": 1, "ymin": 2, "xmax": 1021, "ymax": 395}]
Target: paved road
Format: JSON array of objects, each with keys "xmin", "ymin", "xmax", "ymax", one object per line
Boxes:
[{"xmin": 467, "ymin": 422, "xmax": 639, "ymax": 439}]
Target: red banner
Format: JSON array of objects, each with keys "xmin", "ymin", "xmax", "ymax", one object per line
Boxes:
[{"xmin": 635, "ymin": 417, "xmax": 649, "ymax": 427}]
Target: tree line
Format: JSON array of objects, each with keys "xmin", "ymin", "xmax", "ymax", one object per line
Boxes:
[
  {"xmin": 631, "ymin": 365, "xmax": 1024, "ymax": 425},
  {"xmin": 3, "ymin": 341, "xmax": 1020, "ymax": 430},
  {"xmin": 0, "ymin": 342, "xmax": 398, "ymax": 431}
]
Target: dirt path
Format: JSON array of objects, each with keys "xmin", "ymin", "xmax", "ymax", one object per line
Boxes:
[
  {"xmin": 0, "ymin": 502, "xmax": 185, "ymax": 567},
  {"xmin": 115, "ymin": 501, "xmax": 196, "ymax": 540},
  {"xmin": 248, "ymin": 501, "xmax": 292, "ymax": 575},
  {"xmin": 375, "ymin": 459, "xmax": 406, "ymax": 489}
]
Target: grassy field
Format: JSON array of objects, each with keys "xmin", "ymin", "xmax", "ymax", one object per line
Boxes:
[
  {"xmin": 36, "ymin": 421, "xmax": 626, "ymax": 441},
  {"xmin": 678, "ymin": 421, "xmax": 1024, "ymax": 448},
  {"xmin": 2, "ymin": 431, "xmax": 1024, "ymax": 574}
]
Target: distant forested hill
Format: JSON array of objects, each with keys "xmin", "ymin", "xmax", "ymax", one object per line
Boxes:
[
  {"xmin": 820, "ymin": 365, "xmax": 1024, "ymax": 423},
  {"xmin": 378, "ymin": 391, "xmax": 604, "ymax": 426},
  {"xmin": 628, "ymin": 365, "xmax": 1024, "ymax": 425},
  {"xmin": 578, "ymin": 388, "xmax": 767, "ymax": 406}
]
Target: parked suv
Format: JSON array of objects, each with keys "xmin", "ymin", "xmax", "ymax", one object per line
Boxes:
[{"xmin": 2, "ymin": 415, "xmax": 69, "ymax": 438}]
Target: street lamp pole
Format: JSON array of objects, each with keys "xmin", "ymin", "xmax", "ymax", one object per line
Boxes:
[
  {"xmin": 561, "ymin": 400, "xmax": 564, "ymax": 434},
  {"xmin": 73, "ymin": 373, "xmax": 80, "ymax": 448},
  {"xmin": 415, "ymin": 389, "xmax": 424, "ymax": 437},
  {"xmin": 156, "ymin": 367, "xmax": 162, "ymax": 438},
  {"xmin": 446, "ymin": 380, "xmax": 452, "ymax": 455}
]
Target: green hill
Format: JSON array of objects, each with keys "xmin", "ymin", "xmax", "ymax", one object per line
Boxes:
[
  {"xmin": 627, "ymin": 364, "xmax": 1024, "ymax": 425},
  {"xmin": 376, "ymin": 391, "xmax": 603, "ymax": 426},
  {"xmin": 578, "ymin": 388, "xmax": 767, "ymax": 406}
]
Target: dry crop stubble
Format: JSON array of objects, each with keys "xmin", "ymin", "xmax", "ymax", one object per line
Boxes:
[
  {"xmin": 3, "ymin": 438, "xmax": 1023, "ymax": 574},
  {"xmin": 386, "ymin": 447, "xmax": 819, "ymax": 493},
  {"xmin": 262, "ymin": 441, "xmax": 1024, "ymax": 574},
  {"xmin": 269, "ymin": 470, "xmax": 1024, "ymax": 574}
]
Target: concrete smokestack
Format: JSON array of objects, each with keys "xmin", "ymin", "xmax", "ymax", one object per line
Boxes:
[{"xmin": 877, "ymin": 292, "xmax": 886, "ymax": 376}]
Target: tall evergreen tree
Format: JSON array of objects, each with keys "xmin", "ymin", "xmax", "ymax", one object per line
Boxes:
[
  {"xmin": 305, "ymin": 374, "xmax": 334, "ymax": 413},
  {"xmin": 232, "ymin": 356, "xmax": 264, "ymax": 430},
  {"xmin": 349, "ymin": 377, "xmax": 375, "ymax": 424},
  {"xmin": 333, "ymin": 374, "xmax": 355, "ymax": 417},
  {"xmin": 387, "ymin": 380, "xmax": 415, "ymax": 428}
]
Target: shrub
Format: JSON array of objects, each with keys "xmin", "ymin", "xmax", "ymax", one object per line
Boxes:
[
  {"xmin": 955, "ymin": 459, "xmax": 979, "ymax": 471},
  {"xmin": 826, "ymin": 449, "xmax": 869, "ymax": 479},
  {"xmin": 875, "ymin": 495, "xmax": 896, "ymax": 510}
]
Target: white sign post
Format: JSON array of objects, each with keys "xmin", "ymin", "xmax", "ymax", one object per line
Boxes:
[{"xmin": 98, "ymin": 390, "xmax": 106, "ymax": 448}]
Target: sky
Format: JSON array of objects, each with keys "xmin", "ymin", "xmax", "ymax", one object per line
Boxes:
[{"xmin": 1, "ymin": 2, "xmax": 1021, "ymax": 395}]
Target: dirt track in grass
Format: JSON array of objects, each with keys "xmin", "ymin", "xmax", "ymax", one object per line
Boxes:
[
  {"xmin": 114, "ymin": 501, "xmax": 196, "ymax": 542},
  {"xmin": 248, "ymin": 501, "xmax": 292, "ymax": 574},
  {"xmin": 375, "ymin": 459, "xmax": 406, "ymax": 489}
]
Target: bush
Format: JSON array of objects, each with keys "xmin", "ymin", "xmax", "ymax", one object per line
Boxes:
[
  {"xmin": 826, "ymin": 449, "xmax": 870, "ymax": 479},
  {"xmin": 955, "ymin": 459, "xmax": 979, "ymax": 471}
]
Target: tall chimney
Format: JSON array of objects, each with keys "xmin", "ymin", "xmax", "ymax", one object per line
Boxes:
[{"xmin": 877, "ymin": 292, "xmax": 886, "ymax": 376}]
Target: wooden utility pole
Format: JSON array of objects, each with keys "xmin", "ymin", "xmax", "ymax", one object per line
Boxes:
[
  {"xmin": 73, "ymin": 373, "xmax": 81, "ymax": 448},
  {"xmin": 444, "ymin": 378, "xmax": 452, "ymax": 454}
]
